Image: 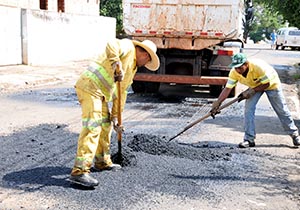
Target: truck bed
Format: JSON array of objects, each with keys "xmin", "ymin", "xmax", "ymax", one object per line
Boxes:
[{"xmin": 123, "ymin": 0, "xmax": 243, "ymax": 50}]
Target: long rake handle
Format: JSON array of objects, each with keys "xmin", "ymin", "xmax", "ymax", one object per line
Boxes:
[{"xmin": 168, "ymin": 97, "xmax": 240, "ymax": 142}]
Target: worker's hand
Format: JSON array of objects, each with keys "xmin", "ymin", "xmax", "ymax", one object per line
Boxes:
[
  {"xmin": 114, "ymin": 70, "xmax": 124, "ymax": 82},
  {"xmin": 112, "ymin": 61, "xmax": 124, "ymax": 82},
  {"xmin": 112, "ymin": 117, "xmax": 124, "ymax": 134},
  {"xmin": 238, "ymin": 88, "xmax": 255, "ymax": 102},
  {"xmin": 210, "ymin": 100, "xmax": 221, "ymax": 119}
]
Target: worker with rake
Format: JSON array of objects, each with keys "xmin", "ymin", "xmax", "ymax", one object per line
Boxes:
[{"xmin": 211, "ymin": 53, "xmax": 300, "ymax": 148}]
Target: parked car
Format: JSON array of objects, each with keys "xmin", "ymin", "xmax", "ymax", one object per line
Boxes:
[{"xmin": 276, "ymin": 27, "xmax": 300, "ymax": 50}]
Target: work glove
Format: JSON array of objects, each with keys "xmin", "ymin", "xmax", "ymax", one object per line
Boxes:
[
  {"xmin": 112, "ymin": 61, "xmax": 124, "ymax": 82},
  {"xmin": 210, "ymin": 100, "xmax": 222, "ymax": 119},
  {"xmin": 238, "ymin": 88, "xmax": 255, "ymax": 102},
  {"xmin": 112, "ymin": 117, "xmax": 124, "ymax": 134}
]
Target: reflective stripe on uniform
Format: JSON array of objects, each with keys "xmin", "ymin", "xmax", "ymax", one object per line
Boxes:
[
  {"xmin": 94, "ymin": 153, "xmax": 112, "ymax": 167},
  {"xmin": 226, "ymin": 78, "xmax": 237, "ymax": 88},
  {"xmin": 260, "ymin": 73, "xmax": 278, "ymax": 84},
  {"xmin": 95, "ymin": 153, "xmax": 111, "ymax": 160},
  {"xmin": 84, "ymin": 63, "xmax": 116, "ymax": 101},
  {"xmin": 82, "ymin": 118, "xmax": 101, "ymax": 130},
  {"xmin": 82, "ymin": 117, "xmax": 111, "ymax": 130},
  {"xmin": 259, "ymin": 74, "xmax": 269, "ymax": 84},
  {"xmin": 74, "ymin": 157, "xmax": 92, "ymax": 170},
  {"xmin": 87, "ymin": 65, "xmax": 112, "ymax": 92},
  {"xmin": 101, "ymin": 117, "xmax": 111, "ymax": 127}
]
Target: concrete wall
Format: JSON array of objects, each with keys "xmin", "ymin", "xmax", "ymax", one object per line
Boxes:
[
  {"xmin": 0, "ymin": 0, "xmax": 99, "ymax": 15},
  {"xmin": 22, "ymin": 9, "xmax": 116, "ymax": 65},
  {"xmin": 0, "ymin": 5, "xmax": 116, "ymax": 66},
  {"xmin": 0, "ymin": 6, "xmax": 22, "ymax": 65},
  {"xmin": 64, "ymin": 0, "xmax": 99, "ymax": 16}
]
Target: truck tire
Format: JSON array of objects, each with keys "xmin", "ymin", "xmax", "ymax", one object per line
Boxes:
[
  {"xmin": 132, "ymin": 81, "xmax": 146, "ymax": 93},
  {"xmin": 209, "ymin": 85, "xmax": 223, "ymax": 97},
  {"xmin": 132, "ymin": 81, "xmax": 160, "ymax": 93},
  {"xmin": 210, "ymin": 85, "xmax": 236, "ymax": 97},
  {"xmin": 209, "ymin": 70, "xmax": 223, "ymax": 97},
  {"xmin": 145, "ymin": 82, "xmax": 160, "ymax": 93}
]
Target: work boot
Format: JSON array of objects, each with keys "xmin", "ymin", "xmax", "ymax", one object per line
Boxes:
[
  {"xmin": 292, "ymin": 135, "xmax": 300, "ymax": 146},
  {"xmin": 238, "ymin": 140, "xmax": 255, "ymax": 148},
  {"xmin": 93, "ymin": 163, "xmax": 122, "ymax": 172},
  {"xmin": 69, "ymin": 173, "xmax": 99, "ymax": 188}
]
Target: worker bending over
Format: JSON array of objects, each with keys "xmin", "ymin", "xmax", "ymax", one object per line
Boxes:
[
  {"xmin": 69, "ymin": 39, "xmax": 160, "ymax": 187},
  {"xmin": 211, "ymin": 53, "xmax": 300, "ymax": 148}
]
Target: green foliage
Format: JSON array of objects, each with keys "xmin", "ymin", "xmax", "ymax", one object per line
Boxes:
[
  {"xmin": 257, "ymin": 0, "xmax": 300, "ymax": 28},
  {"xmin": 100, "ymin": 0, "xmax": 123, "ymax": 34},
  {"xmin": 293, "ymin": 63, "xmax": 300, "ymax": 80},
  {"xmin": 247, "ymin": 1, "xmax": 284, "ymax": 43}
]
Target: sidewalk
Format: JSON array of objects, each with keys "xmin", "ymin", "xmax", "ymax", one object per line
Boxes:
[{"xmin": 0, "ymin": 60, "xmax": 89, "ymax": 94}]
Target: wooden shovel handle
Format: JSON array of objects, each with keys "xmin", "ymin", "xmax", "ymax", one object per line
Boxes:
[
  {"xmin": 116, "ymin": 63, "xmax": 122, "ymax": 142},
  {"xmin": 117, "ymin": 81, "xmax": 122, "ymax": 141}
]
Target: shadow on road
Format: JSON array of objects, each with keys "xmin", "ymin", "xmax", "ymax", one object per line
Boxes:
[
  {"xmin": 254, "ymin": 144, "xmax": 298, "ymax": 149},
  {"xmin": 0, "ymin": 123, "xmax": 79, "ymax": 191},
  {"xmin": 202, "ymin": 115, "xmax": 299, "ymax": 136},
  {"xmin": 2, "ymin": 166, "xmax": 72, "ymax": 190}
]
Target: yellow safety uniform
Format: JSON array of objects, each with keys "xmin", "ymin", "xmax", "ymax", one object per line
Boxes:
[
  {"xmin": 71, "ymin": 38, "xmax": 137, "ymax": 175},
  {"xmin": 225, "ymin": 59, "xmax": 281, "ymax": 90}
]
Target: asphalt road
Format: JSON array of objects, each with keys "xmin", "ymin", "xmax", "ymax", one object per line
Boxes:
[{"xmin": 0, "ymin": 44, "xmax": 300, "ymax": 210}]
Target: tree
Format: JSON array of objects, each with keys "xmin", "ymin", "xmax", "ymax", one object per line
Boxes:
[
  {"xmin": 246, "ymin": 1, "xmax": 284, "ymax": 43},
  {"xmin": 100, "ymin": 0, "xmax": 123, "ymax": 35},
  {"xmin": 257, "ymin": 0, "xmax": 300, "ymax": 28},
  {"xmin": 243, "ymin": 0, "xmax": 255, "ymax": 43}
]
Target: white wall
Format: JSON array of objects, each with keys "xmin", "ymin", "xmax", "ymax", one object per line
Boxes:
[
  {"xmin": 64, "ymin": 0, "xmax": 99, "ymax": 16},
  {"xmin": 0, "ymin": 0, "xmax": 100, "ymax": 15},
  {"xmin": 0, "ymin": 5, "xmax": 116, "ymax": 66},
  {"xmin": 0, "ymin": 6, "xmax": 22, "ymax": 65},
  {"xmin": 23, "ymin": 9, "xmax": 116, "ymax": 65}
]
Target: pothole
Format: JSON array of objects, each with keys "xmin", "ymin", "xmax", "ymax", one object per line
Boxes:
[{"xmin": 127, "ymin": 134, "xmax": 232, "ymax": 161}]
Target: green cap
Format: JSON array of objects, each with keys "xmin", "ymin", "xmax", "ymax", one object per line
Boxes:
[{"xmin": 229, "ymin": 53, "xmax": 247, "ymax": 68}]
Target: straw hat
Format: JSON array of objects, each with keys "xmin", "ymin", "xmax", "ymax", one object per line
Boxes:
[{"xmin": 132, "ymin": 40, "xmax": 160, "ymax": 71}]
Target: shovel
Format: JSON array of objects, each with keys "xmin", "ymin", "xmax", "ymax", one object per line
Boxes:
[
  {"xmin": 117, "ymin": 65, "xmax": 123, "ymax": 158},
  {"xmin": 111, "ymin": 65, "xmax": 123, "ymax": 164},
  {"xmin": 168, "ymin": 96, "xmax": 242, "ymax": 142}
]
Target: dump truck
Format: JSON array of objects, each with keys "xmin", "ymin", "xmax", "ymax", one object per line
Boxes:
[{"xmin": 123, "ymin": 0, "xmax": 245, "ymax": 96}]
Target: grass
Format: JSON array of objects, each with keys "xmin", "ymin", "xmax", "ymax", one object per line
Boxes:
[
  {"xmin": 293, "ymin": 74, "xmax": 300, "ymax": 80},
  {"xmin": 292, "ymin": 63, "xmax": 300, "ymax": 80}
]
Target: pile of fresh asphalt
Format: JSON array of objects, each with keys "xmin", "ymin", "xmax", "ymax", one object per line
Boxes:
[
  {"xmin": 111, "ymin": 146, "xmax": 137, "ymax": 167},
  {"xmin": 112, "ymin": 133, "xmax": 233, "ymax": 167}
]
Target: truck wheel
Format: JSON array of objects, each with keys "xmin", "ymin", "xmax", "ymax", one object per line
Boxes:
[
  {"xmin": 209, "ymin": 70, "xmax": 224, "ymax": 97},
  {"xmin": 209, "ymin": 85, "xmax": 223, "ymax": 97},
  {"xmin": 145, "ymin": 82, "xmax": 160, "ymax": 93},
  {"xmin": 132, "ymin": 81, "xmax": 146, "ymax": 93},
  {"xmin": 210, "ymin": 85, "xmax": 236, "ymax": 97}
]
